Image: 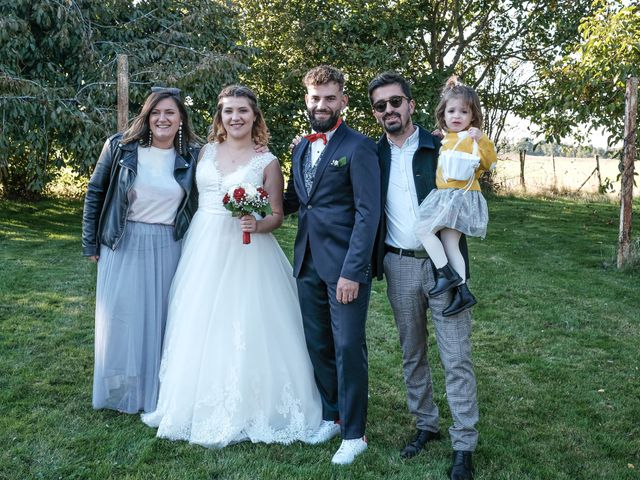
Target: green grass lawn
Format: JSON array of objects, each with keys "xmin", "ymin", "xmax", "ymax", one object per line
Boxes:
[{"xmin": 0, "ymin": 195, "xmax": 638, "ymax": 480}]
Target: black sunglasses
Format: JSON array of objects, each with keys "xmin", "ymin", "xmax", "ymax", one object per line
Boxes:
[
  {"xmin": 151, "ymin": 86, "xmax": 181, "ymax": 96},
  {"xmin": 372, "ymin": 95, "xmax": 410, "ymax": 113}
]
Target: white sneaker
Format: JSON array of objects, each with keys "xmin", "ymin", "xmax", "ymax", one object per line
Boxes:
[
  {"xmin": 331, "ymin": 437, "xmax": 368, "ymax": 465},
  {"xmin": 308, "ymin": 420, "xmax": 341, "ymax": 445}
]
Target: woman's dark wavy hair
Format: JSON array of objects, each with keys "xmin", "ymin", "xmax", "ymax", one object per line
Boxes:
[{"xmin": 122, "ymin": 89, "xmax": 199, "ymax": 154}]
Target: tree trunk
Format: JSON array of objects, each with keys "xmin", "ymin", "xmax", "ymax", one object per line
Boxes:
[
  {"xmin": 552, "ymin": 151, "xmax": 557, "ymax": 190},
  {"xmin": 617, "ymin": 76, "xmax": 637, "ymax": 268},
  {"xmin": 117, "ymin": 54, "xmax": 129, "ymax": 132},
  {"xmin": 519, "ymin": 150, "xmax": 526, "ymax": 191},
  {"xmin": 0, "ymin": 109, "xmax": 8, "ymax": 193}
]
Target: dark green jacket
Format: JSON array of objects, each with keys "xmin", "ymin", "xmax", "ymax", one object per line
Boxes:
[{"xmin": 372, "ymin": 125, "xmax": 469, "ymax": 280}]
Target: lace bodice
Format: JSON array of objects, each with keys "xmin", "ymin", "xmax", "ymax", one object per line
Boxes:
[{"xmin": 196, "ymin": 143, "xmax": 277, "ymax": 214}]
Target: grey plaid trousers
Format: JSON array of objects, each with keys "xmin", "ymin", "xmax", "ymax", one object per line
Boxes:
[{"xmin": 384, "ymin": 251, "xmax": 479, "ymax": 451}]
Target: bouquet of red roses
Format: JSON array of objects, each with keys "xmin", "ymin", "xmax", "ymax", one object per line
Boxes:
[{"xmin": 222, "ymin": 183, "xmax": 272, "ymax": 244}]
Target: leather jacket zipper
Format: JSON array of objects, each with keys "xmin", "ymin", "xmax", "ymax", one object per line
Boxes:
[{"xmin": 111, "ymin": 165, "xmax": 136, "ymax": 250}]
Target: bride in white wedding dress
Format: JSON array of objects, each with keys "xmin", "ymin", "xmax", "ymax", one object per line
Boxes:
[{"xmin": 142, "ymin": 85, "xmax": 322, "ymax": 447}]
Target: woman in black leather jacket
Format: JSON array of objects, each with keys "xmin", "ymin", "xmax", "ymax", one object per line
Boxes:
[{"xmin": 82, "ymin": 87, "xmax": 200, "ymax": 413}]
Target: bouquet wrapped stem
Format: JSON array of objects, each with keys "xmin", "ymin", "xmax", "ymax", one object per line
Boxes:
[{"xmin": 222, "ymin": 183, "xmax": 272, "ymax": 244}]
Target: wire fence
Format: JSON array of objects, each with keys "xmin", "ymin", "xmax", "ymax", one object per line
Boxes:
[{"xmin": 493, "ymin": 154, "xmax": 638, "ymax": 196}]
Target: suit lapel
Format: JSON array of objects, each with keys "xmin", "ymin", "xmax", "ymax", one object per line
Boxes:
[
  {"xmin": 379, "ymin": 138, "xmax": 392, "ymax": 201},
  {"xmin": 292, "ymin": 139, "xmax": 310, "ymax": 202},
  {"xmin": 307, "ymin": 123, "xmax": 348, "ymax": 199}
]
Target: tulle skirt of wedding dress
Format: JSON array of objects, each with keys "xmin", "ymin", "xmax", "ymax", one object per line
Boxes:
[{"xmin": 141, "ymin": 209, "xmax": 322, "ymax": 447}]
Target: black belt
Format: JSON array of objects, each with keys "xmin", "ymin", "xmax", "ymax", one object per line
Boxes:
[{"xmin": 386, "ymin": 245, "xmax": 429, "ymax": 259}]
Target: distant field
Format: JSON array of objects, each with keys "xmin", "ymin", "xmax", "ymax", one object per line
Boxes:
[{"xmin": 495, "ymin": 154, "xmax": 638, "ymax": 196}]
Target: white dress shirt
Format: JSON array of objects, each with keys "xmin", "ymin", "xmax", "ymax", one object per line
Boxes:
[
  {"xmin": 384, "ymin": 126, "xmax": 423, "ymax": 250},
  {"xmin": 309, "ymin": 128, "xmax": 338, "ymax": 167}
]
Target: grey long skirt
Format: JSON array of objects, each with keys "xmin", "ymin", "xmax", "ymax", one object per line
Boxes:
[{"xmin": 93, "ymin": 221, "xmax": 181, "ymax": 413}]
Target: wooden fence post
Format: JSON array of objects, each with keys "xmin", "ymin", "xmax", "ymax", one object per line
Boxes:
[
  {"xmin": 617, "ymin": 76, "xmax": 638, "ymax": 268},
  {"xmin": 519, "ymin": 150, "xmax": 526, "ymax": 191},
  {"xmin": 595, "ymin": 154, "xmax": 601, "ymax": 189},
  {"xmin": 117, "ymin": 54, "xmax": 129, "ymax": 132}
]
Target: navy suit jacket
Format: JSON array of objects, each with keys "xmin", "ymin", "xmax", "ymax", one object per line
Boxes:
[
  {"xmin": 284, "ymin": 122, "xmax": 381, "ymax": 284},
  {"xmin": 372, "ymin": 125, "xmax": 470, "ymax": 280}
]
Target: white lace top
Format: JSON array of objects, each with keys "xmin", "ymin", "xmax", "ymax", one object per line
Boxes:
[{"xmin": 196, "ymin": 143, "xmax": 277, "ymax": 215}]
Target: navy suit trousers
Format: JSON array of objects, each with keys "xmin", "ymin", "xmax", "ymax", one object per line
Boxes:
[{"xmin": 296, "ymin": 248, "xmax": 370, "ymax": 440}]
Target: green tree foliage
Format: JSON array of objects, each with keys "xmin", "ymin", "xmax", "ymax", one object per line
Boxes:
[
  {"xmin": 1, "ymin": 1, "xmax": 600, "ymax": 197},
  {"xmin": 0, "ymin": 0, "xmax": 247, "ymax": 199},
  {"xmin": 536, "ymin": 0, "xmax": 639, "ymax": 145},
  {"xmin": 236, "ymin": 0, "xmax": 592, "ymax": 161},
  {"xmin": 237, "ymin": 0, "xmax": 398, "ymax": 159}
]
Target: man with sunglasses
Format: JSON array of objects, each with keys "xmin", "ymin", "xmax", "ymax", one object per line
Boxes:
[{"xmin": 368, "ymin": 72, "xmax": 478, "ymax": 480}]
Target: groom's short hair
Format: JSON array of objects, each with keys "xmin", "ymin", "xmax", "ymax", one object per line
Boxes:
[{"xmin": 303, "ymin": 65, "xmax": 345, "ymax": 91}]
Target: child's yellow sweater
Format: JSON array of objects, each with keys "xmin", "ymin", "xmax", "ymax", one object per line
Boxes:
[{"xmin": 436, "ymin": 132, "xmax": 497, "ymax": 191}]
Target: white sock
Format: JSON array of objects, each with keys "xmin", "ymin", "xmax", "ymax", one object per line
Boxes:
[
  {"xmin": 441, "ymin": 228, "xmax": 465, "ymax": 283},
  {"xmin": 418, "ymin": 231, "xmax": 448, "ymax": 268}
]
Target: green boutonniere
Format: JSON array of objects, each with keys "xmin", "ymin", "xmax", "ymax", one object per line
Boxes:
[{"xmin": 330, "ymin": 156, "xmax": 348, "ymax": 167}]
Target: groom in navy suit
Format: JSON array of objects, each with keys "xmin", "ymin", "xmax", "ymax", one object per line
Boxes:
[{"xmin": 284, "ymin": 65, "xmax": 380, "ymax": 465}]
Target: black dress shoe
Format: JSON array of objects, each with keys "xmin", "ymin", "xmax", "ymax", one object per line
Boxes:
[
  {"xmin": 449, "ymin": 450, "xmax": 474, "ymax": 480},
  {"xmin": 443, "ymin": 283, "xmax": 477, "ymax": 317},
  {"xmin": 399, "ymin": 428, "xmax": 442, "ymax": 459}
]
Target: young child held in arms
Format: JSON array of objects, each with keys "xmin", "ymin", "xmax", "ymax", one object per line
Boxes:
[{"xmin": 415, "ymin": 76, "xmax": 497, "ymax": 316}]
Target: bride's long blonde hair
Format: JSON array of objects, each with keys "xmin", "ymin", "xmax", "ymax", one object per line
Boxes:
[{"xmin": 208, "ymin": 85, "xmax": 270, "ymax": 146}]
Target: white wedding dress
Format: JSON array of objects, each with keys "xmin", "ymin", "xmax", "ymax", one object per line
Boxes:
[{"xmin": 142, "ymin": 143, "xmax": 322, "ymax": 447}]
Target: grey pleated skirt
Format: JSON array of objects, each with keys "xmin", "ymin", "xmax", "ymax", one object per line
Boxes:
[
  {"xmin": 92, "ymin": 221, "xmax": 181, "ymax": 413},
  {"xmin": 415, "ymin": 187, "xmax": 489, "ymax": 239}
]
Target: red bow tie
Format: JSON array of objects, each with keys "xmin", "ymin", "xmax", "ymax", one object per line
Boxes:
[
  {"xmin": 305, "ymin": 132, "xmax": 327, "ymax": 144},
  {"xmin": 304, "ymin": 118, "xmax": 343, "ymax": 145}
]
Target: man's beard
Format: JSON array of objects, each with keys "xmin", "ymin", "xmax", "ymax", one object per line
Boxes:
[
  {"xmin": 382, "ymin": 113, "xmax": 408, "ymax": 134},
  {"xmin": 308, "ymin": 107, "xmax": 340, "ymax": 133}
]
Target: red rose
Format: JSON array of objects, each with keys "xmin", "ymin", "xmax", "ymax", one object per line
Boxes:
[
  {"xmin": 222, "ymin": 193, "xmax": 230, "ymax": 204},
  {"xmin": 233, "ymin": 187, "xmax": 245, "ymax": 202},
  {"xmin": 257, "ymin": 187, "xmax": 268, "ymax": 199}
]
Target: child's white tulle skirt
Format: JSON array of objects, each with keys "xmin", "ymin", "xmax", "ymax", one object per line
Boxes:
[{"xmin": 415, "ymin": 188, "xmax": 489, "ymax": 239}]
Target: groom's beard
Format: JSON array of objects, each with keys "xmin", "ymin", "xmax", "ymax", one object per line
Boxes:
[{"xmin": 308, "ymin": 107, "xmax": 340, "ymax": 133}]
